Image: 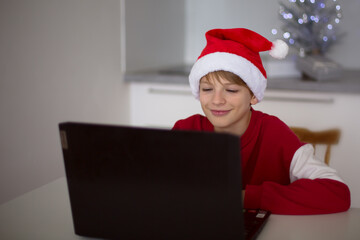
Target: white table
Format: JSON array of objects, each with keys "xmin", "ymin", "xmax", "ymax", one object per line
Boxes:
[{"xmin": 1, "ymin": 177, "xmax": 359, "ymax": 240}]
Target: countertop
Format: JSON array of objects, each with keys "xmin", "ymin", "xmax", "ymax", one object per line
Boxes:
[{"xmin": 125, "ymin": 68, "xmax": 360, "ymax": 94}]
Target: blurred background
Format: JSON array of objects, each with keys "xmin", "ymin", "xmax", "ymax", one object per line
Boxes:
[{"xmin": 1, "ymin": 0, "xmax": 359, "ymax": 209}]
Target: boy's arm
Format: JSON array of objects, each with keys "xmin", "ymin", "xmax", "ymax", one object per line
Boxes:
[{"xmin": 244, "ymin": 144, "xmax": 351, "ymax": 215}]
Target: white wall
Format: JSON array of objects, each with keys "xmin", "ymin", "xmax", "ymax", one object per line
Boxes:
[
  {"xmin": 125, "ymin": 0, "xmax": 186, "ymax": 72},
  {"xmin": 184, "ymin": 0, "xmax": 280, "ymax": 64},
  {"xmin": 0, "ymin": 0, "xmax": 129, "ymax": 204},
  {"xmin": 185, "ymin": 0, "xmax": 360, "ymax": 69},
  {"xmin": 125, "ymin": 0, "xmax": 360, "ymax": 70}
]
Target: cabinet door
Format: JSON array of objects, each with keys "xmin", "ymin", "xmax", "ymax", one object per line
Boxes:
[
  {"xmin": 254, "ymin": 90, "xmax": 338, "ymax": 129},
  {"xmin": 130, "ymin": 83, "xmax": 203, "ymax": 128}
]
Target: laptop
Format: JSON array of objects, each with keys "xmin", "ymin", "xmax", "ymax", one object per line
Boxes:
[{"xmin": 59, "ymin": 122, "xmax": 270, "ymax": 240}]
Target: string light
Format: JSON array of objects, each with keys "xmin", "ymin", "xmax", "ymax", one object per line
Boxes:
[
  {"xmin": 282, "ymin": 12, "xmax": 293, "ymax": 19},
  {"xmin": 310, "ymin": 15, "xmax": 319, "ymax": 23},
  {"xmin": 273, "ymin": 0, "xmax": 343, "ymax": 54},
  {"xmin": 283, "ymin": 32, "xmax": 291, "ymax": 39},
  {"xmin": 302, "ymin": 14, "xmax": 308, "ymax": 23}
]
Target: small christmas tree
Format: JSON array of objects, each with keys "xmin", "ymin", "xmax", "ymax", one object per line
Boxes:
[{"xmin": 272, "ymin": 0, "xmax": 343, "ymax": 56}]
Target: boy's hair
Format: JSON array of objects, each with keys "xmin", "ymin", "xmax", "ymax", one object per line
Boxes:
[{"xmin": 202, "ymin": 71, "xmax": 254, "ymax": 96}]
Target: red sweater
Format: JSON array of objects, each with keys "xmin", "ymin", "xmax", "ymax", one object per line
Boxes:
[{"xmin": 172, "ymin": 109, "xmax": 350, "ymax": 215}]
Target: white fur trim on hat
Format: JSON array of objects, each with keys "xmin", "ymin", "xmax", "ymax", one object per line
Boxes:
[
  {"xmin": 269, "ymin": 40, "xmax": 289, "ymax": 59},
  {"xmin": 189, "ymin": 52, "xmax": 267, "ymax": 102}
]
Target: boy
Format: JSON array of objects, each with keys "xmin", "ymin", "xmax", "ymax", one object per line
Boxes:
[{"xmin": 172, "ymin": 28, "xmax": 350, "ymax": 215}]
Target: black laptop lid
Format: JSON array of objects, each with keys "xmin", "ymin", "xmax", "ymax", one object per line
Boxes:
[{"xmin": 59, "ymin": 122, "xmax": 244, "ymax": 240}]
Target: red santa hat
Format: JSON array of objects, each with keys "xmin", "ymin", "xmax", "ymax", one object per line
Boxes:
[{"xmin": 189, "ymin": 28, "xmax": 288, "ymax": 102}]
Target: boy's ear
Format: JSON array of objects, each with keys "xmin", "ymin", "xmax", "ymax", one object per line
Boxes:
[{"xmin": 250, "ymin": 95, "xmax": 259, "ymax": 105}]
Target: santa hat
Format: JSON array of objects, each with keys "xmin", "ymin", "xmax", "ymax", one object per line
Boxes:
[{"xmin": 189, "ymin": 28, "xmax": 288, "ymax": 102}]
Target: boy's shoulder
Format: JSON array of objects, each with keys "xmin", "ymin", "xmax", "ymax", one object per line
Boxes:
[
  {"xmin": 172, "ymin": 114, "xmax": 214, "ymax": 131},
  {"xmin": 253, "ymin": 109, "xmax": 283, "ymax": 124},
  {"xmin": 252, "ymin": 109, "xmax": 291, "ymax": 134}
]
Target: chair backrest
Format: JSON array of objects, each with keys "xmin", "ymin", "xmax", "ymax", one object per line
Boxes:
[{"xmin": 290, "ymin": 127, "xmax": 341, "ymax": 165}]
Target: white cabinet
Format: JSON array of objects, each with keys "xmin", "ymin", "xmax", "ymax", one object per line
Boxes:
[
  {"xmin": 129, "ymin": 82, "xmax": 202, "ymax": 128},
  {"xmin": 255, "ymin": 90, "xmax": 346, "ymax": 129},
  {"xmin": 130, "ymin": 82, "xmax": 360, "ymax": 208}
]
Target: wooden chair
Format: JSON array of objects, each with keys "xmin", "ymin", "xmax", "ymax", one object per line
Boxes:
[{"xmin": 290, "ymin": 127, "xmax": 341, "ymax": 165}]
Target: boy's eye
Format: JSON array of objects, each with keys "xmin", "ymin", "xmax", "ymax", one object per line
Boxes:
[
  {"xmin": 201, "ymin": 88, "xmax": 213, "ymax": 92},
  {"xmin": 226, "ymin": 89, "xmax": 239, "ymax": 93}
]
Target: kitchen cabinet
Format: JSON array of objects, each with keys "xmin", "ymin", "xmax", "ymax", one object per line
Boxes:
[{"xmin": 130, "ymin": 82, "xmax": 201, "ymax": 128}]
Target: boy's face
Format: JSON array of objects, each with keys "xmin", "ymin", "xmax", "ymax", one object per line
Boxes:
[{"xmin": 199, "ymin": 75, "xmax": 258, "ymax": 136}]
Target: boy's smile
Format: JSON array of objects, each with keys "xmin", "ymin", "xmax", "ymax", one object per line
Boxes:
[
  {"xmin": 199, "ymin": 75, "xmax": 258, "ymax": 136},
  {"xmin": 210, "ymin": 110, "xmax": 231, "ymax": 116}
]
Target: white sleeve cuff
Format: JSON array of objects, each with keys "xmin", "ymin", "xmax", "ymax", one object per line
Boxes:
[{"xmin": 289, "ymin": 144, "xmax": 344, "ymax": 183}]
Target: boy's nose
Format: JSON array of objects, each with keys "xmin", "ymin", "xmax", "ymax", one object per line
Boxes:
[{"xmin": 212, "ymin": 90, "xmax": 226, "ymax": 105}]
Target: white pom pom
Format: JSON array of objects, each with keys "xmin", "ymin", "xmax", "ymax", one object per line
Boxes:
[{"xmin": 269, "ymin": 40, "xmax": 289, "ymax": 59}]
